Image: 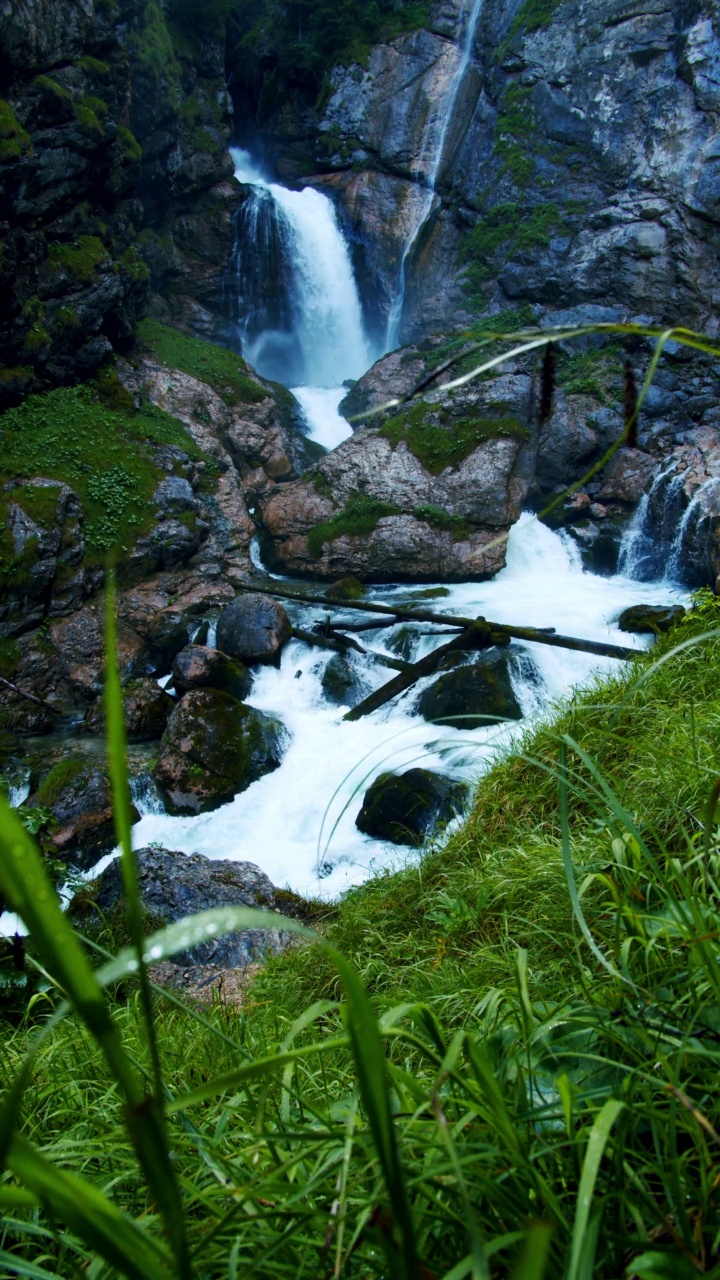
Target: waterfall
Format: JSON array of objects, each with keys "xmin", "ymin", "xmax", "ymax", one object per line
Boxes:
[
  {"xmin": 618, "ymin": 467, "xmax": 720, "ymax": 586},
  {"xmin": 385, "ymin": 0, "xmax": 485, "ymax": 351},
  {"xmin": 225, "ymin": 149, "xmax": 371, "ymax": 389}
]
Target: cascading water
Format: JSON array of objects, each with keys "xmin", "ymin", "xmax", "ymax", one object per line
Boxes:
[
  {"xmin": 385, "ymin": 0, "xmax": 485, "ymax": 351},
  {"xmin": 618, "ymin": 467, "xmax": 720, "ymax": 586},
  {"xmin": 225, "ymin": 148, "xmax": 371, "ymax": 446}
]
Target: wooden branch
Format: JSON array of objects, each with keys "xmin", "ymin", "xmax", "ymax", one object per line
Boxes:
[
  {"xmin": 0, "ymin": 674, "xmax": 61, "ymax": 714},
  {"xmin": 343, "ymin": 621, "xmax": 506, "ymax": 722},
  {"xmin": 237, "ymin": 580, "xmax": 638, "ymax": 661},
  {"xmin": 290, "ymin": 627, "xmax": 410, "ymax": 673}
]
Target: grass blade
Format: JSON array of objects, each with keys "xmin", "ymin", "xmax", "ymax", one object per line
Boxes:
[{"xmin": 567, "ymin": 1099, "xmax": 624, "ymax": 1280}]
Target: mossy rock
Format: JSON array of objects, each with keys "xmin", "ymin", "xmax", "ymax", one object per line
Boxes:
[
  {"xmin": 325, "ymin": 576, "xmax": 366, "ymax": 601},
  {"xmin": 153, "ymin": 688, "xmax": 285, "ymax": 814},
  {"xmin": 320, "ymin": 653, "xmax": 370, "ymax": 708},
  {"xmin": 617, "ymin": 604, "xmax": 686, "ymax": 635},
  {"xmin": 172, "ymin": 645, "xmax": 253, "ymax": 702},
  {"xmin": 417, "ymin": 649, "xmax": 523, "ymax": 729},
  {"xmin": 356, "ymin": 768, "xmax": 469, "ymax": 847}
]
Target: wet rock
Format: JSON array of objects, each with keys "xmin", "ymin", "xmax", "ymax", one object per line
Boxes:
[
  {"xmin": 320, "ymin": 653, "xmax": 371, "ymax": 708},
  {"xmin": 325, "ymin": 577, "xmax": 366, "ymax": 601},
  {"xmin": 216, "ymin": 595, "xmax": 292, "ymax": 665},
  {"xmin": 145, "ymin": 612, "xmax": 193, "ymax": 674},
  {"xmin": 599, "ymin": 449, "xmax": 659, "ymax": 505},
  {"xmin": 417, "ymin": 650, "xmax": 523, "ymax": 729},
  {"xmin": 85, "ymin": 678, "xmax": 175, "ymax": 741},
  {"xmin": 153, "ymin": 688, "xmax": 285, "ymax": 814},
  {"xmin": 73, "ymin": 846, "xmax": 292, "ymax": 968},
  {"xmin": 617, "ymin": 604, "xmax": 686, "ymax": 634},
  {"xmin": 29, "ymin": 758, "xmax": 138, "ymax": 868},
  {"xmin": 356, "ymin": 768, "xmax": 469, "ymax": 846},
  {"xmin": 172, "ymin": 645, "xmax": 252, "ymax": 702}
]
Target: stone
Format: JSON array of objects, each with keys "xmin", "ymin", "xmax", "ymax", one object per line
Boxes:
[
  {"xmin": 355, "ymin": 768, "xmax": 469, "ymax": 846},
  {"xmin": 325, "ymin": 577, "xmax": 366, "ymax": 601},
  {"xmin": 153, "ymin": 687, "xmax": 285, "ymax": 814},
  {"xmin": 417, "ymin": 650, "xmax": 523, "ymax": 729},
  {"xmin": 617, "ymin": 604, "xmax": 686, "ymax": 634},
  {"xmin": 146, "ymin": 612, "xmax": 193, "ymax": 674},
  {"xmin": 28, "ymin": 759, "xmax": 138, "ymax": 868},
  {"xmin": 216, "ymin": 595, "xmax": 292, "ymax": 665},
  {"xmin": 85, "ymin": 678, "xmax": 175, "ymax": 741},
  {"xmin": 320, "ymin": 653, "xmax": 371, "ymax": 708},
  {"xmin": 172, "ymin": 645, "xmax": 253, "ymax": 702},
  {"xmin": 73, "ymin": 846, "xmax": 291, "ymax": 968}
]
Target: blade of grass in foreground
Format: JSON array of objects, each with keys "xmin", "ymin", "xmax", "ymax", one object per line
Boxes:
[{"xmin": 567, "ymin": 1099, "xmax": 624, "ymax": 1280}]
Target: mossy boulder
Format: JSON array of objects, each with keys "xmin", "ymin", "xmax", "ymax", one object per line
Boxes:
[
  {"xmin": 85, "ymin": 678, "xmax": 175, "ymax": 741},
  {"xmin": 216, "ymin": 595, "xmax": 292, "ymax": 665},
  {"xmin": 356, "ymin": 768, "xmax": 469, "ymax": 847},
  {"xmin": 417, "ymin": 650, "xmax": 523, "ymax": 729},
  {"xmin": 325, "ymin": 576, "xmax": 366, "ymax": 601},
  {"xmin": 172, "ymin": 645, "xmax": 253, "ymax": 702},
  {"xmin": 30, "ymin": 758, "xmax": 138, "ymax": 867},
  {"xmin": 321, "ymin": 653, "xmax": 371, "ymax": 708},
  {"xmin": 617, "ymin": 604, "xmax": 686, "ymax": 634},
  {"xmin": 153, "ymin": 688, "xmax": 285, "ymax": 814}
]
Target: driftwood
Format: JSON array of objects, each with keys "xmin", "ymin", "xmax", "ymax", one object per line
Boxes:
[
  {"xmin": 290, "ymin": 626, "xmax": 411, "ymax": 674},
  {"xmin": 0, "ymin": 674, "xmax": 61, "ymax": 715},
  {"xmin": 237, "ymin": 580, "xmax": 638, "ymax": 662},
  {"xmin": 343, "ymin": 621, "xmax": 509, "ymax": 722}
]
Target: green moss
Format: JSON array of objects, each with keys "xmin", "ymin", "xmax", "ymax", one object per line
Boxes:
[
  {"xmin": 33, "ymin": 75, "xmax": 72, "ymax": 102},
  {"xmin": 78, "ymin": 57, "xmax": 111, "ymax": 77},
  {"xmin": 0, "ymin": 638, "xmax": 20, "ymax": 679},
  {"xmin": 55, "ymin": 305, "xmax": 81, "ymax": 331},
  {"xmin": 461, "ymin": 202, "xmax": 583, "ymax": 299},
  {"xmin": 47, "ymin": 235, "xmax": 110, "ymax": 283},
  {"xmin": 0, "ymin": 367, "xmax": 32, "ymax": 388},
  {"xmin": 0, "ymin": 99, "xmax": 31, "ymax": 162},
  {"xmin": 307, "ymin": 493, "xmax": 400, "ymax": 559},
  {"xmin": 35, "ymin": 759, "xmax": 86, "ymax": 806},
  {"xmin": 120, "ymin": 246, "xmax": 150, "ymax": 283},
  {"xmin": 117, "ymin": 125, "xmax": 142, "ymax": 162},
  {"xmin": 414, "ymin": 504, "xmax": 471, "ymax": 536},
  {"xmin": 74, "ymin": 104, "xmax": 104, "ymax": 139},
  {"xmin": 137, "ymin": 320, "xmax": 269, "ymax": 407},
  {"xmin": 556, "ymin": 344, "xmax": 624, "ymax": 403},
  {"xmin": 133, "ymin": 0, "xmax": 181, "ymax": 102},
  {"xmin": 509, "ymin": 0, "xmax": 564, "ymax": 38},
  {"xmin": 379, "ymin": 401, "xmax": 528, "ymax": 475},
  {"xmin": 0, "ymin": 379, "xmax": 208, "ymax": 568}
]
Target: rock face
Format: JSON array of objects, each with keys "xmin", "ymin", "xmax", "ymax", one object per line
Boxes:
[
  {"xmin": 29, "ymin": 758, "xmax": 138, "ymax": 867},
  {"xmin": 0, "ymin": 0, "xmax": 235, "ymax": 402},
  {"xmin": 81, "ymin": 846, "xmax": 291, "ymax": 968},
  {"xmin": 153, "ymin": 687, "xmax": 285, "ymax": 814},
  {"xmin": 216, "ymin": 595, "xmax": 292, "ymax": 664},
  {"xmin": 417, "ymin": 650, "xmax": 524, "ymax": 728},
  {"xmin": 172, "ymin": 645, "xmax": 253, "ymax": 702},
  {"xmin": 85, "ymin": 678, "xmax": 175, "ymax": 741},
  {"xmin": 258, "ymin": 368, "xmax": 536, "ymax": 581},
  {"xmin": 356, "ymin": 768, "xmax": 469, "ymax": 846}
]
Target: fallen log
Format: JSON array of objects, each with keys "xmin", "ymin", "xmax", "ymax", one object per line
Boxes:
[
  {"xmin": 236, "ymin": 580, "xmax": 638, "ymax": 661},
  {"xmin": 344, "ymin": 621, "xmax": 509, "ymax": 722},
  {"xmin": 290, "ymin": 627, "xmax": 411, "ymax": 674},
  {"xmin": 0, "ymin": 674, "xmax": 61, "ymax": 715}
]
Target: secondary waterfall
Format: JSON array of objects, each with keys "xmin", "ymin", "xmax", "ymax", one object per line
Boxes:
[
  {"xmin": 385, "ymin": 0, "xmax": 485, "ymax": 351},
  {"xmin": 618, "ymin": 466, "xmax": 720, "ymax": 587},
  {"xmin": 225, "ymin": 148, "xmax": 371, "ymax": 421}
]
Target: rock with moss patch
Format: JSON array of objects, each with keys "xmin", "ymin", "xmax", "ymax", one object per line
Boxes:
[
  {"xmin": 325, "ymin": 576, "xmax": 366, "ymax": 601},
  {"xmin": 172, "ymin": 644, "xmax": 252, "ymax": 701},
  {"xmin": 85, "ymin": 678, "xmax": 175, "ymax": 741},
  {"xmin": 321, "ymin": 653, "xmax": 371, "ymax": 707},
  {"xmin": 356, "ymin": 768, "xmax": 469, "ymax": 846},
  {"xmin": 417, "ymin": 650, "xmax": 523, "ymax": 729},
  {"xmin": 617, "ymin": 604, "xmax": 686, "ymax": 634},
  {"xmin": 29, "ymin": 758, "xmax": 138, "ymax": 867},
  {"xmin": 72, "ymin": 846, "xmax": 292, "ymax": 968},
  {"xmin": 216, "ymin": 595, "xmax": 291, "ymax": 665},
  {"xmin": 153, "ymin": 688, "xmax": 285, "ymax": 814}
]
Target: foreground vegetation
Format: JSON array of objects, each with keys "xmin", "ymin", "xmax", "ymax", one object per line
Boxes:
[{"xmin": 1, "ymin": 588, "xmax": 720, "ymax": 1278}]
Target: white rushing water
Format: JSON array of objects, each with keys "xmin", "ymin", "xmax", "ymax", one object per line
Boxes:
[
  {"xmin": 73, "ymin": 515, "xmax": 685, "ymax": 907},
  {"xmin": 385, "ymin": 0, "xmax": 485, "ymax": 350}
]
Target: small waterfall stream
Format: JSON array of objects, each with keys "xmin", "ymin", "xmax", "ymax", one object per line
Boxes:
[
  {"xmin": 618, "ymin": 467, "xmax": 720, "ymax": 587},
  {"xmin": 385, "ymin": 0, "xmax": 485, "ymax": 350}
]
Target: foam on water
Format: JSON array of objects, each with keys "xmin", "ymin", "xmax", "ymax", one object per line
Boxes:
[
  {"xmin": 82, "ymin": 515, "xmax": 687, "ymax": 904},
  {"xmin": 291, "ymin": 386, "xmax": 353, "ymax": 450}
]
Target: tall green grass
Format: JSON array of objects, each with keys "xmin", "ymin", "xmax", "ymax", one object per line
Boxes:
[{"xmin": 2, "ymin": 324, "xmax": 720, "ymax": 1278}]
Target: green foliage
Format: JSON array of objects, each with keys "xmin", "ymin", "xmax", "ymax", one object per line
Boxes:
[
  {"xmin": 380, "ymin": 400, "xmax": 528, "ymax": 474},
  {"xmin": 34, "ymin": 759, "xmax": 86, "ymax": 807},
  {"xmin": 509, "ymin": 0, "xmax": 564, "ymax": 38},
  {"xmin": 133, "ymin": 0, "xmax": 181, "ymax": 101},
  {"xmin": 78, "ymin": 56, "xmax": 111, "ymax": 77},
  {"xmin": 137, "ymin": 319, "xmax": 269, "ymax": 406},
  {"xmin": 413, "ymin": 504, "xmax": 471, "ymax": 535},
  {"xmin": 556, "ymin": 344, "xmax": 624, "ymax": 402},
  {"xmin": 307, "ymin": 491, "xmax": 400, "ymax": 557},
  {"xmin": 32, "ymin": 75, "xmax": 72, "ymax": 103},
  {"xmin": 0, "ymin": 378, "xmax": 206, "ymax": 565},
  {"xmin": 116, "ymin": 124, "xmax": 142, "ymax": 162},
  {"xmin": 0, "ymin": 99, "xmax": 31, "ymax": 163},
  {"xmin": 461, "ymin": 201, "xmax": 582, "ymax": 300},
  {"xmin": 47, "ymin": 235, "xmax": 110, "ymax": 283}
]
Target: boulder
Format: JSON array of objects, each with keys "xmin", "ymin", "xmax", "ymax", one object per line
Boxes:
[
  {"xmin": 73, "ymin": 846, "xmax": 291, "ymax": 969},
  {"xmin": 355, "ymin": 768, "xmax": 469, "ymax": 846},
  {"xmin": 153, "ymin": 688, "xmax": 285, "ymax": 814},
  {"xmin": 321, "ymin": 653, "xmax": 371, "ymax": 708},
  {"xmin": 29, "ymin": 758, "xmax": 138, "ymax": 868},
  {"xmin": 172, "ymin": 645, "xmax": 252, "ymax": 702},
  {"xmin": 417, "ymin": 650, "xmax": 523, "ymax": 729},
  {"xmin": 85, "ymin": 678, "xmax": 175, "ymax": 741},
  {"xmin": 216, "ymin": 595, "xmax": 292, "ymax": 665},
  {"xmin": 145, "ymin": 612, "xmax": 193, "ymax": 674},
  {"xmin": 617, "ymin": 604, "xmax": 686, "ymax": 634}
]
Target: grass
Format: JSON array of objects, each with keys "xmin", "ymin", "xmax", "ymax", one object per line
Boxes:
[
  {"xmin": 0, "ymin": 376, "xmax": 208, "ymax": 568},
  {"xmin": 380, "ymin": 400, "xmax": 529, "ymax": 474},
  {"xmin": 556, "ymin": 344, "xmax": 624, "ymax": 403},
  {"xmin": 137, "ymin": 319, "xmax": 269, "ymax": 407},
  {"xmin": 2, "ymin": 594, "xmax": 720, "ymax": 1277}
]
